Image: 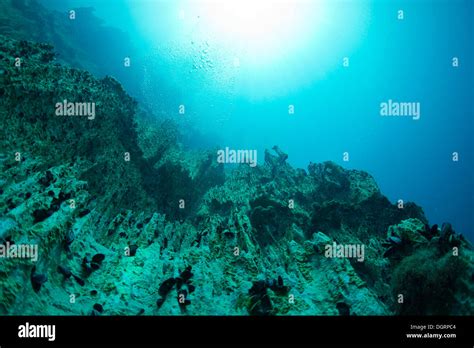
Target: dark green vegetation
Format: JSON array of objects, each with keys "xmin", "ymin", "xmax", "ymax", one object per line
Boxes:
[{"xmin": 0, "ymin": 24, "xmax": 473, "ymax": 315}]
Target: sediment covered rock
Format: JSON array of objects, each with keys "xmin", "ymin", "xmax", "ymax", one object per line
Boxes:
[{"xmin": 0, "ymin": 35, "xmax": 472, "ymax": 316}]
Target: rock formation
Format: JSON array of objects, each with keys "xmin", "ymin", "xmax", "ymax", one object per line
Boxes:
[{"xmin": 0, "ymin": 34, "xmax": 472, "ymax": 316}]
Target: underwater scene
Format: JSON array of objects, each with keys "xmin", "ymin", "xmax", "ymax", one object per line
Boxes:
[{"xmin": 0, "ymin": 0, "xmax": 473, "ymax": 318}]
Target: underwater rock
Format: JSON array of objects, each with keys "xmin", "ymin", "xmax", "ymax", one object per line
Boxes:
[
  {"xmin": 91, "ymin": 309, "xmax": 101, "ymax": 316},
  {"xmin": 441, "ymin": 223, "xmax": 454, "ymax": 240},
  {"xmin": 156, "ymin": 298, "xmax": 165, "ymax": 309},
  {"xmin": 82, "ymin": 253, "xmax": 106, "ymax": 273},
  {"xmin": 312, "ymin": 231, "xmax": 332, "ymax": 253},
  {"xmin": 179, "ymin": 266, "xmax": 193, "ymax": 283},
  {"xmin": 247, "ymin": 276, "xmax": 289, "ymax": 315},
  {"xmin": 249, "ymin": 196, "xmax": 298, "ymax": 246},
  {"xmin": 0, "ymin": 34, "xmax": 471, "ymax": 316},
  {"xmin": 93, "ymin": 303, "xmax": 104, "ymax": 313},
  {"xmin": 0, "ymin": 217, "xmax": 17, "ymax": 240},
  {"xmin": 57, "ymin": 265, "xmax": 72, "ymax": 279},
  {"xmin": 128, "ymin": 244, "xmax": 138, "ymax": 257},
  {"xmin": 336, "ymin": 302, "xmax": 351, "ymax": 316},
  {"xmin": 248, "ymin": 280, "xmax": 273, "ymax": 316},
  {"xmin": 0, "ymin": 217, "xmax": 18, "ymax": 244},
  {"xmin": 158, "ymin": 278, "xmax": 176, "ymax": 298},
  {"xmin": 388, "ymin": 236, "xmax": 402, "ymax": 245},
  {"xmin": 382, "ymin": 219, "xmax": 429, "ymax": 259},
  {"xmin": 72, "ymin": 274, "xmax": 85, "ymax": 286},
  {"xmin": 32, "ymin": 209, "xmax": 53, "ymax": 223},
  {"xmin": 154, "ymin": 266, "xmax": 196, "ymax": 312},
  {"xmin": 266, "ymin": 276, "xmax": 289, "ymax": 296},
  {"xmin": 271, "ymin": 145, "xmax": 288, "ymax": 163},
  {"xmin": 92, "ymin": 253, "xmax": 105, "ymax": 263},
  {"xmin": 387, "ymin": 218, "xmax": 428, "ymax": 245},
  {"xmin": 63, "ymin": 230, "xmax": 75, "ymax": 252},
  {"xmin": 39, "ymin": 171, "xmax": 54, "ymax": 187},
  {"xmin": 391, "ymin": 247, "xmax": 472, "ymax": 315},
  {"xmin": 30, "ymin": 267, "xmax": 47, "ymax": 293},
  {"xmin": 78, "ymin": 209, "xmax": 91, "ymax": 218},
  {"xmin": 422, "ymin": 223, "xmax": 439, "ymax": 240}
]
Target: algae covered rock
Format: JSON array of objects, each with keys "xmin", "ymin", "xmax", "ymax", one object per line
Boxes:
[
  {"xmin": 0, "ymin": 33, "xmax": 472, "ymax": 316},
  {"xmin": 387, "ymin": 218, "xmax": 428, "ymax": 245},
  {"xmin": 391, "ymin": 247, "xmax": 473, "ymax": 315}
]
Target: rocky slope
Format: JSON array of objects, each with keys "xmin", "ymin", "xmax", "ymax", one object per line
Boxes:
[
  {"xmin": 0, "ymin": 35, "xmax": 473, "ymax": 316},
  {"xmin": 0, "ymin": 0, "xmax": 140, "ymax": 89}
]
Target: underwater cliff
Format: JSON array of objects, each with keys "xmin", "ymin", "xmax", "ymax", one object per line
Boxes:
[{"xmin": 0, "ymin": 33, "xmax": 473, "ymax": 316}]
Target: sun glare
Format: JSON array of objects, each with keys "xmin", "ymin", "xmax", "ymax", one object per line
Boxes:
[{"xmin": 195, "ymin": 0, "xmax": 323, "ymax": 60}]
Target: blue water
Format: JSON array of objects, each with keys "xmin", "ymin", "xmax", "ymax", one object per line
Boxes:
[{"xmin": 41, "ymin": 0, "xmax": 473, "ymax": 240}]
